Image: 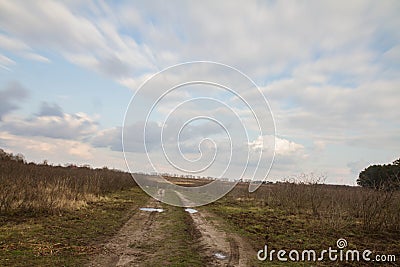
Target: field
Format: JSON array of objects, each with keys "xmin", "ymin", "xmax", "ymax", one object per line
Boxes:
[
  {"xmin": 0, "ymin": 153, "xmax": 399, "ymax": 266},
  {"xmin": 206, "ymin": 182, "xmax": 400, "ymax": 266}
]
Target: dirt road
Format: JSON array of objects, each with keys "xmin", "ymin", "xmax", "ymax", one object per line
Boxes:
[
  {"xmin": 88, "ymin": 195, "xmax": 165, "ymax": 266},
  {"xmin": 89, "ymin": 190, "xmax": 257, "ymax": 266},
  {"xmin": 176, "ymin": 191, "xmax": 256, "ymax": 267}
]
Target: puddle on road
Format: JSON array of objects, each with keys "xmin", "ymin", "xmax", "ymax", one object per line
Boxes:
[
  {"xmin": 214, "ymin": 252, "xmax": 227, "ymax": 260},
  {"xmin": 184, "ymin": 208, "xmax": 198, "ymax": 214},
  {"xmin": 140, "ymin": 208, "xmax": 164, "ymax": 212}
]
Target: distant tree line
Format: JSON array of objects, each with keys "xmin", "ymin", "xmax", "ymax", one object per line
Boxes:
[{"xmin": 357, "ymin": 158, "xmax": 400, "ymax": 190}]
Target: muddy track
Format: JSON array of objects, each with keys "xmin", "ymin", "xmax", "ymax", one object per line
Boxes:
[
  {"xmin": 186, "ymin": 208, "xmax": 256, "ymax": 267},
  {"xmin": 89, "ymin": 189, "xmax": 257, "ymax": 266},
  {"xmin": 228, "ymin": 238, "xmax": 239, "ymax": 266},
  {"xmin": 176, "ymin": 192, "xmax": 256, "ymax": 267},
  {"xmin": 88, "ymin": 196, "xmax": 163, "ymax": 267}
]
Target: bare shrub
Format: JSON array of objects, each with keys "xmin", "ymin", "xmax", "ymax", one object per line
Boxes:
[
  {"xmin": 222, "ymin": 174, "xmax": 400, "ymax": 233},
  {"xmin": 0, "ymin": 156, "xmax": 137, "ymax": 214},
  {"xmin": 299, "ymin": 173, "xmax": 327, "ymax": 217},
  {"xmin": 358, "ymin": 188, "xmax": 395, "ymax": 231},
  {"xmin": 267, "ymin": 173, "xmax": 327, "ymax": 217}
]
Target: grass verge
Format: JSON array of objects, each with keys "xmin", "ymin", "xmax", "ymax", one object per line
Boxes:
[
  {"xmin": 138, "ymin": 190, "xmax": 205, "ymax": 267},
  {"xmin": 0, "ymin": 187, "xmax": 148, "ymax": 267},
  {"xmin": 156, "ymin": 205, "xmax": 204, "ymax": 266},
  {"xmin": 205, "ymin": 196, "xmax": 400, "ymax": 266}
]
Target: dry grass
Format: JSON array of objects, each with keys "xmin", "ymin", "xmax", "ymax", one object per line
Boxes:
[
  {"xmin": 0, "ymin": 157, "xmax": 136, "ymax": 214},
  {"xmin": 206, "ymin": 177, "xmax": 400, "ymax": 266},
  {"xmin": 229, "ymin": 179, "xmax": 400, "ymax": 232},
  {"xmin": 0, "ymin": 187, "xmax": 149, "ymax": 267}
]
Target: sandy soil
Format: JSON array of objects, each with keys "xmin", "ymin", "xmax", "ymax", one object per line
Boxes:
[
  {"xmin": 88, "ymin": 194, "xmax": 165, "ymax": 267},
  {"xmin": 89, "ymin": 189, "xmax": 256, "ymax": 266},
  {"xmin": 176, "ymin": 192, "xmax": 256, "ymax": 267}
]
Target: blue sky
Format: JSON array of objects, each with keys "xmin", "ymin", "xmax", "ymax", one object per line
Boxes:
[{"xmin": 0, "ymin": 1, "xmax": 399, "ymax": 185}]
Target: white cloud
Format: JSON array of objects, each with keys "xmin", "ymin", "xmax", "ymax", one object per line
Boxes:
[
  {"xmin": 91, "ymin": 126, "xmax": 122, "ymax": 151},
  {"xmin": 1, "ymin": 110, "xmax": 98, "ymax": 140},
  {"xmin": 275, "ymin": 137, "xmax": 305, "ymax": 156},
  {"xmin": 0, "ymin": 131, "xmax": 93, "ymax": 160},
  {"xmin": 0, "ymin": 1, "xmax": 155, "ymax": 76},
  {"xmin": 249, "ymin": 135, "xmax": 304, "ymax": 156},
  {"xmin": 0, "ymin": 130, "xmax": 130, "ymax": 169},
  {"xmin": 22, "ymin": 52, "xmax": 50, "ymax": 63},
  {"xmin": 0, "ymin": 1, "xmax": 399, "ymax": 184},
  {"xmin": 0, "ymin": 33, "xmax": 50, "ymax": 63},
  {"xmin": 0, "ymin": 33, "xmax": 30, "ymax": 51},
  {"xmin": 0, "ymin": 54, "xmax": 15, "ymax": 70}
]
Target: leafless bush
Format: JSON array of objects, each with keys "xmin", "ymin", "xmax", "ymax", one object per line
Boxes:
[
  {"xmin": 270, "ymin": 181, "xmax": 303, "ymax": 214},
  {"xmin": 224, "ymin": 174, "xmax": 400, "ymax": 233},
  {"xmin": 302, "ymin": 173, "xmax": 327, "ymax": 217},
  {"xmin": 0, "ymin": 158, "xmax": 136, "ymax": 214},
  {"xmin": 267, "ymin": 173, "xmax": 327, "ymax": 217},
  {"xmin": 356, "ymin": 187, "xmax": 395, "ymax": 231}
]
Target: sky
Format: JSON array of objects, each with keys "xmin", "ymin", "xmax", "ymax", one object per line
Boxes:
[{"xmin": 0, "ymin": 0, "xmax": 399, "ymax": 185}]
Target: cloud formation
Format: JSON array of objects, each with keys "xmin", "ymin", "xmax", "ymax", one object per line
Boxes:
[
  {"xmin": 36, "ymin": 102, "xmax": 64, "ymax": 117},
  {"xmin": 0, "ymin": 1, "xmax": 155, "ymax": 78},
  {"xmin": 1, "ymin": 103, "xmax": 97, "ymax": 140},
  {"xmin": 0, "ymin": 1, "xmax": 398, "ymax": 183},
  {"xmin": 0, "ymin": 82, "xmax": 28, "ymax": 120}
]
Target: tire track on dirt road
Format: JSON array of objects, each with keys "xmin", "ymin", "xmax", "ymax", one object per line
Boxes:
[
  {"xmin": 176, "ymin": 192, "xmax": 257, "ymax": 267},
  {"xmin": 89, "ymin": 188, "xmax": 257, "ymax": 266},
  {"xmin": 88, "ymin": 191, "xmax": 164, "ymax": 267}
]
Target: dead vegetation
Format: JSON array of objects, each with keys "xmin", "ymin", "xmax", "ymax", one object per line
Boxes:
[
  {"xmin": 236, "ymin": 174, "xmax": 400, "ymax": 232},
  {"xmin": 207, "ymin": 174, "xmax": 400, "ymax": 266},
  {"xmin": 0, "ymin": 149, "xmax": 136, "ymax": 214}
]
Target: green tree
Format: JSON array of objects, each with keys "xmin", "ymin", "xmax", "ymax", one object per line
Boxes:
[{"xmin": 357, "ymin": 158, "xmax": 400, "ymax": 190}]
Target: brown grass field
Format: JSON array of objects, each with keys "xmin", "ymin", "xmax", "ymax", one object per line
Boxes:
[{"xmin": 0, "ymin": 152, "xmax": 399, "ymax": 266}]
